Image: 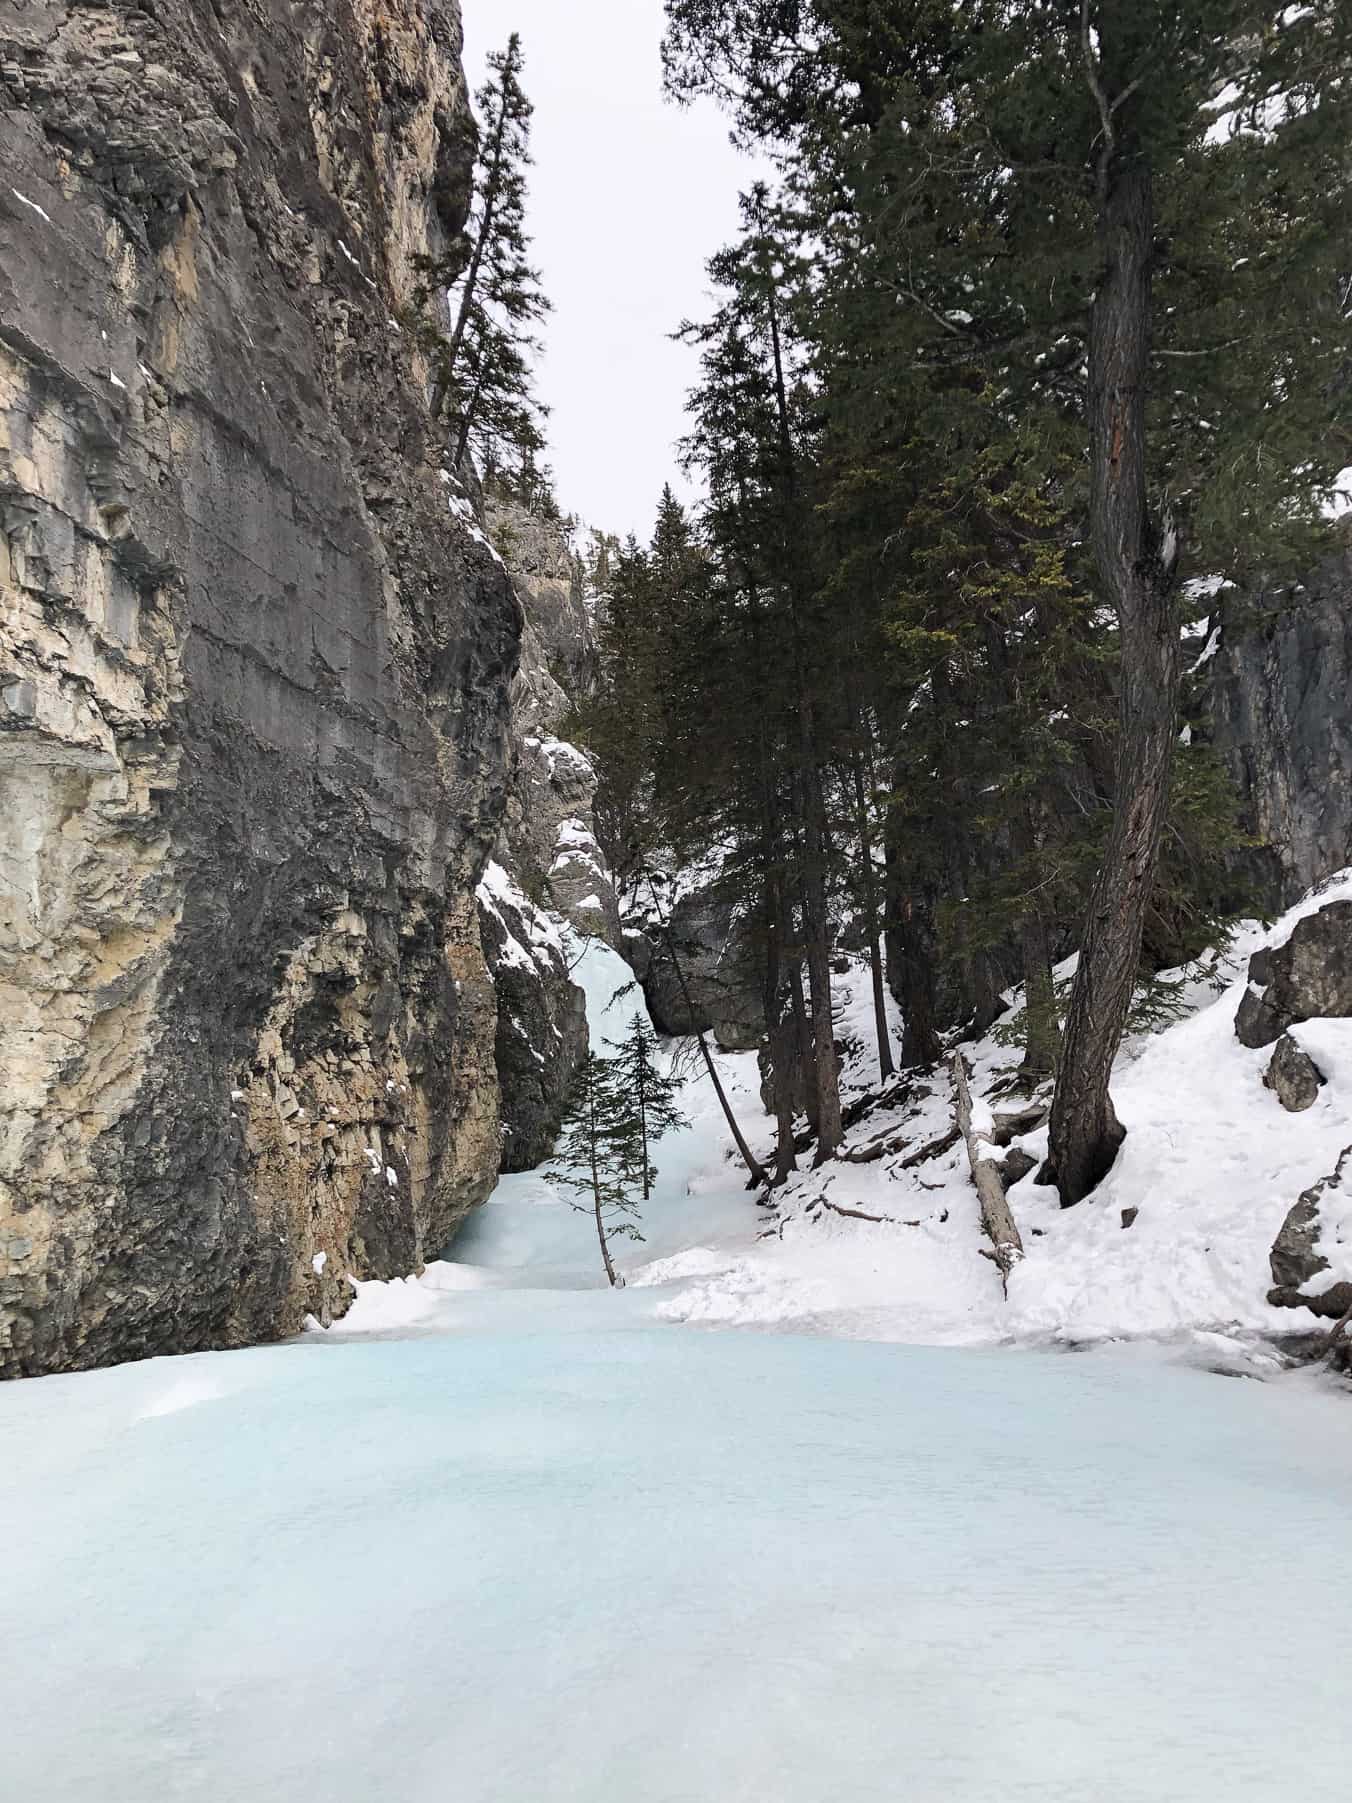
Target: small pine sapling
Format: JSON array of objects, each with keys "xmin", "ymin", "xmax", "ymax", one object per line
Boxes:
[
  {"xmin": 546, "ymin": 1053, "xmax": 647, "ymax": 1288},
  {"xmin": 605, "ymin": 1014, "xmax": 689, "ymax": 1201}
]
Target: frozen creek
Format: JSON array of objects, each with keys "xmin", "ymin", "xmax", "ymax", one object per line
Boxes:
[{"xmin": 4, "ymin": 941, "xmax": 1351, "ymax": 1801}]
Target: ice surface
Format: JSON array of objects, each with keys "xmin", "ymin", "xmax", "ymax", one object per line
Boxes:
[
  {"xmin": 4, "ymin": 1328, "xmax": 1352, "ymax": 1803},
  {"xmin": 6, "ymin": 880, "xmax": 1352, "ymax": 1800}
]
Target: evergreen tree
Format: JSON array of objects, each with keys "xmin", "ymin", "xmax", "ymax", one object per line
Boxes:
[
  {"xmin": 546, "ymin": 1053, "xmax": 647, "ymax": 1289},
  {"xmin": 606, "ymin": 1015, "xmax": 689, "ymax": 1201},
  {"xmin": 664, "ymin": 0, "xmax": 1352, "ymax": 1199},
  {"xmin": 418, "ymin": 33, "xmax": 551, "ymax": 478}
]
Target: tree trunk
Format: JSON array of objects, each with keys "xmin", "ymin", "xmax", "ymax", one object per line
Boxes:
[
  {"xmin": 800, "ymin": 814, "xmax": 842, "ymax": 1163},
  {"xmin": 1019, "ymin": 909, "xmax": 1059, "ymax": 1084},
  {"xmin": 431, "ymin": 76, "xmax": 511, "ymax": 422},
  {"xmin": 452, "ymin": 345, "xmax": 489, "ymax": 469},
  {"xmin": 761, "ymin": 235, "xmax": 842, "ymax": 1162},
  {"xmin": 1045, "ymin": 144, "xmax": 1181, "ymax": 1206},
  {"xmin": 762, "ymin": 871, "xmax": 799, "ymax": 1186},
  {"xmin": 850, "ymin": 741, "xmax": 896, "ymax": 1082},
  {"xmin": 588, "ymin": 1085, "xmax": 621, "ymax": 1288},
  {"xmin": 896, "ymin": 884, "xmax": 942, "ymax": 1069},
  {"xmin": 637, "ymin": 1060, "xmax": 651, "ymax": 1203},
  {"xmin": 787, "ymin": 956, "xmax": 819, "ymax": 1137},
  {"xmin": 952, "ymin": 1053, "xmax": 1024, "ymax": 1295}
]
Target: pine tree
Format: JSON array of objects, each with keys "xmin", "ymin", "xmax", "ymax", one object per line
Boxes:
[
  {"xmin": 606, "ymin": 1015, "xmax": 688, "ymax": 1202},
  {"xmin": 418, "ymin": 33, "xmax": 551, "ymax": 478},
  {"xmin": 664, "ymin": 0, "xmax": 1352, "ymax": 1199},
  {"xmin": 545, "ymin": 1053, "xmax": 647, "ymax": 1289}
]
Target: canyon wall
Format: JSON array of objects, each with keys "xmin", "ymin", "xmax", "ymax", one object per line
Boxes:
[{"xmin": 0, "ymin": 0, "xmax": 521, "ymax": 1374}]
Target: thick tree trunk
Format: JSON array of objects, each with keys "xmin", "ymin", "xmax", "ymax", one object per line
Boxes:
[
  {"xmin": 787, "ymin": 957, "xmax": 820, "ymax": 1137},
  {"xmin": 1045, "ymin": 145, "xmax": 1181, "ymax": 1206},
  {"xmin": 896, "ymin": 885, "xmax": 942, "ymax": 1069},
  {"xmin": 761, "ymin": 241, "xmax": 842, "ymax": 1163},
  {"xmin": 1019, "ymin": 909, "xmax": 1059, "ymax": 1084},
  {"xmin": 952, "ymin": 1053, "xmax": 1024, "ymax": 1294},
  {"xmin": 762, "ymin": 871, "xmax": 799, "ymax": 1185}
]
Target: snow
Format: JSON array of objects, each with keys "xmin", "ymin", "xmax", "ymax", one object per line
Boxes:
[
  {"xmin": 1325, "ymin": 465, "xmax": 1352, "ymax": 521},
  {"xmin": 5, "ymin": 879, "xmax": 1352, "ymax": 1798},
  {"xmin": 476, "ymin": 858, "xmax": 567, "ymax": 975},
  {"xmin": 10, "ymin": 186, "xmax": 51, "ymax": 223},
  {"xmin": 523, "ymin": 733, "xmax": 596, "ymax": 780}
]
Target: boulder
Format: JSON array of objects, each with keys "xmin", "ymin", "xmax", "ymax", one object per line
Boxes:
[
  {"xmin": 1267, "ymin": 1146, "xmax": 1352, "ymax": 1319},
  {"xmin": 1262, "ymin": 1033, "xmax": 1326, "ymax": 1112},
  {"xmin": 642, "ymin": 888, "xmax": 765, "ymax": 1050},
  {"xmin": 1235, "ymin": 900, "xmax": 1352, "ymax": 1048}
]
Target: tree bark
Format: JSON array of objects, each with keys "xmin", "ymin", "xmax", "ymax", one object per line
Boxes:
[
  {"xmin": 952, "ymin": 1053, "xmax": 1024, "ymax": 1294},
  {"xmin": 896, "ymin": 884, "xmax": 942, "ymax": 1069},
  {"xmin": 850, "ymin": 738, "xmax": 896, "ymax": 1082},
  {"xmin": 1019, "ymin": 903, "xmax": 1059, "ymax": 1084},
  {"xmin": 760, "ymin": 228, "xmax": 842, "ymax": 1161},
  {"xmin": 762, "ymin": 871, "xmax": 799, "ymax": 1185},
  {"xmin": 430, "ymin": 50, "xmax": 514, "ymax": 422},
  {"xmin": 588, "ymin": 1083, "xmax": 621, "ymax": 1289},
  {"xmin": 787, "ymin": 954, "xmax": 820, "ymax": 1137},
  {"xmin": 1045, "ymin": 138, "xmax": 1181, "ymax": 1206}
]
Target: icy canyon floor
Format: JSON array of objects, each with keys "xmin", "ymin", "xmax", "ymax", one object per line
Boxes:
[{"xmin": 4, "ymin": 914, "xmax": 1352, "ymax": 1801}]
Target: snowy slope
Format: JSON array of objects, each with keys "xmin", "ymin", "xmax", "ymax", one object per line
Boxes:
[{"xmin": 353, "ymin": 875, "xmax": 1352, "ymax": 1364}]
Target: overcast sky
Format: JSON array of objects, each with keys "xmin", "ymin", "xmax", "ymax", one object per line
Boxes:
[{"xmin": 460, "ymin": 2, "xmax": 756, "ymax": 539}]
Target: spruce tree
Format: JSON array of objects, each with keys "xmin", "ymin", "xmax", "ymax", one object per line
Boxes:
[
  {"xmin": 546, "ymin": 1053, "xmax": 647, "ymax": 1289},
  {"xmin": 606, "ymin": 1015, "xmax": 688, "ymax": 1202},
  {"xmin": 418, "ymin": 32, "xmax": 551, "ymax": 478},
  {"xmin": 664, "ymin": 0, "xmax": 1352, "ymax": 1199}
]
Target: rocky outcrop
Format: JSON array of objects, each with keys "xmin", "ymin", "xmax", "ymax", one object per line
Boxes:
[
  {"xmin": 1263, "ymin": 1033, "xmax": 1326, "ymax": 1113},
  {"xmin": 639, "ymin": 882, "xmax": 766, "ymax": 1052},
  {"xmin": 1268, "ymin": 1147, "xmax": 1352, "ymax": 1320},
  {"xmin": 470, "ymin": 494, "xmax": 621, "ymax": 1165},
  {"xmin": 1209, "ymin": 546, "xmax": 1352, "ymax": 908},
  {"xmin": 0, "ymin": 0, "xmax": 520, "ymax": 1374},
  {"xmin": 477, "ymin": 859, "xmax": 586, "ymax": 1172},
  {"xmin": 487, "ymin": 491, "xmax": 621, "ymax": 949},
  {"xmin": 1235, "ymin": 901, "xmax": 1352, "ymax": 1048}
]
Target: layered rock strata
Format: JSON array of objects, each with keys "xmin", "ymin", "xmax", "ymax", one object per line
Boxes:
[{"xmin": 0, "ymin": 0, "xmax": 519, "ymax": 1373}]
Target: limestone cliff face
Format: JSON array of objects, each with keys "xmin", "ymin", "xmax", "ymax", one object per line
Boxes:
[
  {"xmin": 0, "ymin": 0, "xmax": 521, "ymax": 1374},
  {"xmin": 475, "ymin": 495, "xmax": 622, "ymax": 1170},
  {"xmin": 1209, "ymin": 542, "xmax": 1352, "ymax": 908}
]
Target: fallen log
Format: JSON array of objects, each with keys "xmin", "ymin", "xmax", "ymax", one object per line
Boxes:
[
  {"xmin": 951, "ymin": 1052, "xmax": 1024, "ymax": 1296},
  {"xmin": 842, "ymin": 1131, "xmax": 908, "ymax": 1166},
  {"xmin": 899, "ymin": 1126, "xmax": 961, "ymax": 1169},
  {"xmin": 814, "ymin": 1197, "xmax": 925, "ymax": 1228}
]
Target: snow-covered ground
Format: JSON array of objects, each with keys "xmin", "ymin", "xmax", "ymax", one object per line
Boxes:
[
  {"xmin": 358, "ymin": 876, "xmax": 1352, "ymax": 1362},
  {"xmin": 4, "ymin": 893, "xmax": 1352, "ymax": 1800}
]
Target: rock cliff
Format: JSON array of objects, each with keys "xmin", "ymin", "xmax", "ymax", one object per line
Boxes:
[
  {"xmin": 1209, "ymin": 541, "xmax": 1352, "ymax": 908},
  {"xmin": 0, "ymin": 0, "xmax": 521, "ymax": 1374},
  {"xmin": 476, "ymin": 492, "xmax": 621, "ymax": 1170}
]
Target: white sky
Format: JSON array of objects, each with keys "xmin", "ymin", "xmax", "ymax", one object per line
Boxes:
[{"xmin": 460, "ymin": 1, "xmax": 756, "ymax": 539}]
